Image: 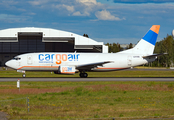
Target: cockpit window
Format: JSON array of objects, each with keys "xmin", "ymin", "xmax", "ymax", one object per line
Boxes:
[{"xmin": 12, "ymin": 57, "xmax": 21, "ymax": 60}]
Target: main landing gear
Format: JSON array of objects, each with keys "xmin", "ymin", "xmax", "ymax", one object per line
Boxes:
[{"xmin": 79, "ymin": 71, "xmax": 88, "ymax": 78}]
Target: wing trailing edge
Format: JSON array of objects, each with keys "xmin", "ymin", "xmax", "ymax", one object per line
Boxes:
[{"xmin": 76, "ymin": 61, "xmax": 112, "ymax": 71}]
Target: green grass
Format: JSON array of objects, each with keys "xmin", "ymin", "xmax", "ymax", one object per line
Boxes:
[
  {"xmin": 0, "ymin": 81, "xmax": 174, "ymax": 119},
  {"xmin": 1, "ymin": 69, "xmax": 174, "ymax": 77}
]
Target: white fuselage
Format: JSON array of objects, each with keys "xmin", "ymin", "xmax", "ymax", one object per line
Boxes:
[{"xmin": 5, "ymin": 52, "xmax": 154, "ymax": 72}]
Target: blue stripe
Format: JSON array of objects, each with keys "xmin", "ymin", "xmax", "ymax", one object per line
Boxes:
[{"xmin": 142, "ymin": 30, "xmax": 158, "ymax": 45}]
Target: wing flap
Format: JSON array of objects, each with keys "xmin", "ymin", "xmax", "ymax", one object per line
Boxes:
[{"xmin": 76, "ymin": 61, "xmax": 112, "ymax": 71}]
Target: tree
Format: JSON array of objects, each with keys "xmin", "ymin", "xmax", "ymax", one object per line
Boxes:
[
  {"xmin": 128, "ymin": 43, "xmax": 133, "ymax": 49},
  {"xmin": 105, "ymin": 43, "xmax": 122, "ymax": 53},
  {"xmin": 161, "ymin": 35, "xmax": 173, "ymax": 67},
  {"xmin": 153, "ymin": 35, "xmax": 174, "ymax": 67},
  {"xmin": 83, "ymin": 34, "xmax": 89, "ymax": 38}
]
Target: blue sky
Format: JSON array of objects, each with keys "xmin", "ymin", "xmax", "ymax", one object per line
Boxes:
[{"xmin": 0, "ymin": 0, "xmax": 174, "ymax": 44}]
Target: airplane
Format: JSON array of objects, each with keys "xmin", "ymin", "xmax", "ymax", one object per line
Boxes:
[{"xmin": 5, "ymin": 25, "xmax": 163, "ymax": 78}]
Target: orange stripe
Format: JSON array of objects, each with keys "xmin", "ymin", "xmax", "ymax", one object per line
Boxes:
[
  {"xmin": 17, "ymin": 66, "xmax": 59, "ymax": 70},
  {"xmin": 150, "ymin": 25, "xmax": 160, "ymax": 34}
]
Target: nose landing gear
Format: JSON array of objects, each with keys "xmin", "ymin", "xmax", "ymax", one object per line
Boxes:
[
  {"xmin": 17, "ymin": 70, "xmax": 26, "ymax": 78},
  {"xmin": 22, "ymin": 74, "xmax": 26, "ymax": 78}
]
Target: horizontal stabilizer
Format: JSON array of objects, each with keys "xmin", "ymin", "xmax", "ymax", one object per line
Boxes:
[
  {"xmin": 143, "ymin": 53, "xmax": 167, "ymax": 59},
  {"xmin": 76, "ymin": 61, "xmax": 112, "ymax": 70}
]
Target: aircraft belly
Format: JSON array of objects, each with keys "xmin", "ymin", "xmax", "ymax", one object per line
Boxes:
[{"xmin": 18, "ymin": 66, "xmax": 59, "ymax": 71}]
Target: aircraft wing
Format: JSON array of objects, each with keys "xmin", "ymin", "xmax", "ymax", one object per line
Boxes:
[
  {"xmin": 76, "ymin": 61, "xmax": 112, "ymax": 71},
  {"xmin": 143, "ymin": 53, "xmax": 167, "ymax": 59}
]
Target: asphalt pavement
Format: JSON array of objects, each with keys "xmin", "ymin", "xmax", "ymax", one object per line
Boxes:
[{"xmin": 0, "ymin": 77, "xmax": 173, "ymax": 82}]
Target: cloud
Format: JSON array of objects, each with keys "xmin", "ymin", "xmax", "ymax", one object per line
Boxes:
[
  {"xmin": 28, "ymin": 0, "xmax": 49, "ymax": 6},
  {"xmin": 0, "ymin": 0, "xmax": 18, "ymax": 6},
  {"xmin": 72, "ymin": 11, "xmax": 82, "ymax": 16},
  {"xmin": 95, "ymin": 10, "xmax": 123, "ymax": 21},
  {"xmin": 74, "ymin": 0, "xmax": 104, "ymax": 16},
  {"xmin": 1, "ymin": 0, "xmax": 125, "ymax": 21},
  {"xmin": 52, "ymin": 4, "xmax": 75, "ymax": 13},
  {"xmin": 28, "ymin": 1, "xmax": 41, "ymax": 5},
  {"xmin": 72, "ymin": 11, "xmax": 90, "ymax": 16},
  {"xmin": 0, "ymin": 14, "xmax": 30, "ymax": 23},
  {"xmin": 27, "ymin": 0, "xmax": 108, "ymax": 18},
  {"xmin": 76, "ymin": 0, "xmax": 97, "ymax": 6},
  {"xmin": 0, "ymin": 0, "xmax": 20, "ymax": 11},
  {"xmin": 62, "ymin": 4, "xmax": 75, "ymax": 12},
  {"xmin": 112, "ymin": 0, "xmax": 174, "ymax": 4},
  {"xmin": 28, "ymin": 12, "xmax": 36, "ymax": 15},
  {"xmin": 44, "ymin": 0, "xmax": 105, "ymax": 17}
]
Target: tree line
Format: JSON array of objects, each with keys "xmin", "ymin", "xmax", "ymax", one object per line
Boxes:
[
  {"xmin": 105, "ymin": 35, "xmax": 174, "ymax": 67},
  {"xmin": 105, "ymin": 43, "xmax": 133, "ymax": 53}
]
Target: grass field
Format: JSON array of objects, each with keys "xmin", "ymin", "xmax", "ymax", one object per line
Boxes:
[
  {"xmin": 0, "ymin": 69, "xmax": 174, "ymax": 119},
  {"xmin": 0, "ymin": 81, "xmax": 174, "ymax": 119}
]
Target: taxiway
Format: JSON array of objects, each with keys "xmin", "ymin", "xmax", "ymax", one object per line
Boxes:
[{"xmin": 0, "ymin": 77, "xmax": 173, "ymax": 82}]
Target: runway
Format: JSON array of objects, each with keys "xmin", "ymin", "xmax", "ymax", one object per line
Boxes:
[{"xmin": 0, "ymin": 77, "xmax": 174, "ymax": 82}]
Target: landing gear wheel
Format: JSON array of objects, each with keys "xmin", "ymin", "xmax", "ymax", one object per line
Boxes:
[
  {"xmin": 83, "ymin": 73, "xmax": 88, "ymax": 78},
  {"xmin": 79, "ymin": 73, "xmax": 88, "ymax": 78},
  {"xmin": 22, "ymin": 74, "xmax": 26, "ymax": 78},
  {"xmin": 80, "ymin": 73, "xmax": 83, "ymax": 78}
]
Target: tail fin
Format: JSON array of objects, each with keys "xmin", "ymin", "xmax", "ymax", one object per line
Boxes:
[
  {"xmin": 142, "ymin": 25, "xmax": 160, "ymax": 46},
  {"xmin": 120, "ymin": 25, "xmax": 160, "ymax": 55}
]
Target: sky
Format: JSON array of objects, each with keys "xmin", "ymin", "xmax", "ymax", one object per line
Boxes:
[{"xmin": 0, "ymin": 0, "xmax": 174, "ymax": 44}]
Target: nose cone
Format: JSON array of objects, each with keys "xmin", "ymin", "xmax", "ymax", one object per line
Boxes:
[
  {"xmin": 5, "ymin": 60, "xmax": 10, "ymax": 67},
  {"xmin": 5, "ymin": 60, "xmax": 15, "ymax": 69}
]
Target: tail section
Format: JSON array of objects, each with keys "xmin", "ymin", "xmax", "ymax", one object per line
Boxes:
[
  {"xmin": 142, "ymin": 25, "xmax": 160, "ymax": 46},
  {"xmin": 120, "ymin": 25, "xmax": 160, "ymax": 55}
]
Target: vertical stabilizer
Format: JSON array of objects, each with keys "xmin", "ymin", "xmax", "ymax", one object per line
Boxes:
[
  {"xmin": 120, "ymin": 25, "xmax": 160, "ymax": 55},
  {"xmin": 142, "ymin": 25, "xmax": 160, "ymax": 46}
]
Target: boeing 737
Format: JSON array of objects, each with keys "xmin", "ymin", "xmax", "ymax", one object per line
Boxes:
[{"xmin": 5, "ymin": 25, "xmax": 162, "ymax": 78}]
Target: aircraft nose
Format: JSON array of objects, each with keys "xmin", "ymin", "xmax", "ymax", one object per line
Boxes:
[{"xmin": 5, "ymin": 60, "xmax": 13, "ymax": 68}]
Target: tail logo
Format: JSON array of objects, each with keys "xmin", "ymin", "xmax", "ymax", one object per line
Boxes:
[{"xmin": 142, "ymin": 25, "xmax": 160, "ymax": 45}]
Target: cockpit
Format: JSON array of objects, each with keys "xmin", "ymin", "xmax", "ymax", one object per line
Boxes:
[{"xmin": 12, "ymin": 57, "xmax": 21, "ymax": 60}]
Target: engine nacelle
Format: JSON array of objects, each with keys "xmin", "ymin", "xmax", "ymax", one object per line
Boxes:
[{"xmin": 54, "ymin": 66, "xmax": 76, "ymax": 74}]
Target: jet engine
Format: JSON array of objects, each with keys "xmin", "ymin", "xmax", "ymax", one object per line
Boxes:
[{"xmin": 54, "ymin": 66, "xmax": 76, "ymax": 74}]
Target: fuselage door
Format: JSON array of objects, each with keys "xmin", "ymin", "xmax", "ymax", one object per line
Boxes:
[
  {"xmin": 127, "ymin": 56, "xmax": 132, "ymax": 67},
  {"xmin": 27, "ymin": 55, "xmax": 32, "ymax": 65}
]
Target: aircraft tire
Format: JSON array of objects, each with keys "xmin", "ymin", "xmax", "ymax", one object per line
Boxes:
[
  {"xmin": 84, "ymin": 73, "xmax": 88, "ymax": 78},
  {"xmin": 79, "ymin": 73, "xmax": 83, "ymax": 78},
  {"xmin": 22, "ymin": 74, "xmax": 26, "ymax": 78},
  {"xmin": 79, "ymin": 73, "xmax": 88, "ymax": 78}
]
